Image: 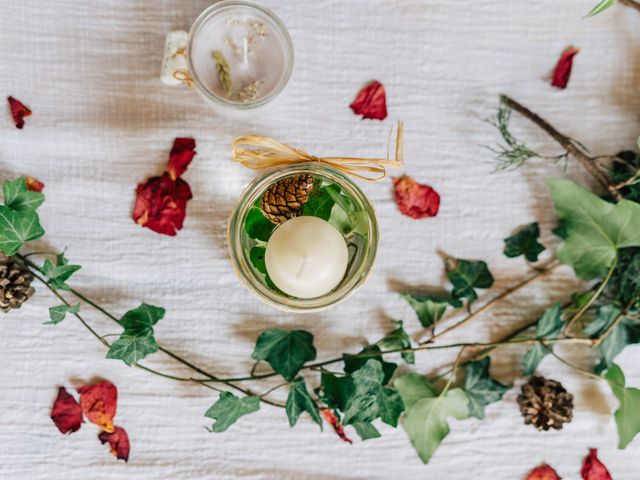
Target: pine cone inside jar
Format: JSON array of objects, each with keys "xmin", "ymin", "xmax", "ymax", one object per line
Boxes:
[
  {"xmin": 0, "ymin": 254, "xmax": 35, "ymax": 312},
  {"xmin": 260, "ymin": 175, "xmax": 314, "ymax": 224},
  {"xmin": 517, "ymin": 375, "xmax": 574, "ymax": 431}
]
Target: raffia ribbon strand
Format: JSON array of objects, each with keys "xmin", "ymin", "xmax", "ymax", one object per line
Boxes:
[{"xmin": 232, "ymin": 122, "xmax": 404, "ymax": 181}]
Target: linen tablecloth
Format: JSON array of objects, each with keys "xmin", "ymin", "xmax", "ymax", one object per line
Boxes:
[{"xmin": 1, "ymin": 1, "xmax": 639, "ymax": 478}]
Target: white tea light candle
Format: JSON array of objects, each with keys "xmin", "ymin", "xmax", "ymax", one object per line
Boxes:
[{"xmin": 265, "ymin": 216, "xmax": 349, "ymax": 299}]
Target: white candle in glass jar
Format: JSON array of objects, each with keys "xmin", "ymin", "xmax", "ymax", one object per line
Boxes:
[
  {"xmin": 189, "ymin": 3, "xmax": 292, "ymax": 105},
  {"xmin": 265, "ymin": 216, "xmax": 349, "ymax": 299}
]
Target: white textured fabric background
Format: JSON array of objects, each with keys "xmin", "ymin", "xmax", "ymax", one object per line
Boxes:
[{"xmin": 0, "ymin": 1, "xmax": 639, "ymax": 479}]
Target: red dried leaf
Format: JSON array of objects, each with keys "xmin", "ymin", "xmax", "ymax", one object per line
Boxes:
[
  {"xmin": 581, "ymin": 449, "xmax": 612, "ymax": 480},
  {"xmin": 167, "ymin": 137, "xmax": 196, "ymax": 181},
  {"xmin": 98, "ymin": 426, "xmax": 130, "ymax": 462},
  {"xmin": 24, "ymin": 176, "xmax": 44, "ymax": 192},
  {"xmin": 350, "ymin": 81, "xmax": 387, "ymax": 120},
  {"xmin": 51, "ymin": 387, "xmax": 83, "ymax": 434},
  {"xmin": 320, "ymin": 408, "xmax": 352, "ymax": 444},
  {"xmin": 7, "ymin": 96, "xmax": 32, "ymax": 129},
  {"xmin": 133, "ymin": 173, "xmax": 193, "ymax": 236},
  {"xmin": 77, "ymin": 380, "xmax": 117, "ymax": 433},
  {"xmin": 551, "ymin": 47, "xmax": 580, "ymax": 89},
  {"xmin": 526, "ymin": 464, "xmax": 561, "ymax": 480},
  {"xmin": 392, "ymin": 175, "xmax": 440, "ymax": 219}
]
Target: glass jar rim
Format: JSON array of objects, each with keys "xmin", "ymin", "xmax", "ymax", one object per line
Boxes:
[
  {"xmin": 228, "ymin": 164, "xmax": 379, "ymax": 312},
  {"xmin": 187, "ymin": 0, "xmax": 294, "ymax": 110}
]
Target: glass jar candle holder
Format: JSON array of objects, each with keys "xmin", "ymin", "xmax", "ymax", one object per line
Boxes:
[
  {"xmin": 228, "ymin": 164, "xmax": 379, "ymax": 312},
  {"xmin": 161, "ymin": 0, "xmax": 294, "ymax": 117}
]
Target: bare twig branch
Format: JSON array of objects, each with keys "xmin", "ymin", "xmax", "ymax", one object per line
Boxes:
[{"xmin": 500, "ymin": 95, "xmax": 623, "ymax": 201}]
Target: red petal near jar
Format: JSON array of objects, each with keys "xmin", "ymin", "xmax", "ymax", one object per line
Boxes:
[
  {"xmin": 77, "ymin": 380, "xmax": 118, "ymax": 433},
  {"xmin": 51, "ymin": 387, "xmax": 83, "ymax": 434},
  {"xmin": 320, "ymin": 408, "xmax": 353, "ymax": 444},
  {"xmin": 24, "ymin": 176, "xmax": 45, "ymax": 192},
  {"xmin": 581, "ymin": 449, "xmax": 612, "ymax": 480},
  {"xmin": 7, "ymin": 96, "xmax": 32, "ymax": 129},
  {"xmin": 551, "ymin": 47, "xmax": 579, "ymax": 89},
  {"xmin": 98, "ymin": 426, "xmax": 130, "ymax": 462},
  {"xmin": 526, "ymin": 464, "xmax": 561, "ymax": 480},
  {"xmin": 133, "ymin": 173, "xmax": 193, "ymax": 236},
  {"xmin": 350, "ymin": 81, "xmax": 388, "ymax": 120},
  {"xmin": 392, "ymin": 175, "xmax": 440, "ymax": 219},
  {"xmin": 167, "ymin": 137, "xmax": 196, "ymax": 180}
]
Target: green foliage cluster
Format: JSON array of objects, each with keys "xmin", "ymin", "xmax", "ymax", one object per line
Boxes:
[{"xmin": 3, "ymin": 129, "xmax": 640, "ymax": 465}]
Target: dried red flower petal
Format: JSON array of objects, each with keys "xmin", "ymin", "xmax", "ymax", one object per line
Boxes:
[
  {"xmin": 392, "ymin": 175, "xmax": 440, "ymax": 219},
  {"xmin": 98, "ymin": 426, "xmax": 130, "ymax": 462},
  {"xmin": 77, "ymin": 380, "xmax": 117, "ymax": 433},
  {"xmin": 581, "ymin": 449, "xmax": 612, "ymax": 480},
  {"xmin": 526, "ymin": 464, "xmax": 561, "ymax": 480},
  {"xmin": 133, "ymin": 173, "xmax": 193, "ymax": 236},
  {"xmin": 51, "ymin": 387, "xmax": 83, "ymax": 434},
  {"xmin": 24, "ymin": 176, "xmax": 44, "ymax": 192},
  {"xmin": 167, "ymin": 137, "xmax": 196, "ymax": 181},
  {"xmin": 551, "ymin": 47, "xmax": 580, "ymax": 89},
  {"xmin": 7, "ymin": 96, "xmax": 32, "ymax": 129},
  {"xmin": 320, "ymin": 408, "xmax": 352, "ymax": 444},
  {"xmin": 350, "ymin": 81, "xmax": 387, "ymax": 120}
]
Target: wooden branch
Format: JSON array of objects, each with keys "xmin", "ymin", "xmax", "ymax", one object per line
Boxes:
[
  {"xmin": 620, "ymin": 0, "xmax": 640, "ymax": 13},
  {"xmin": 500, "ymin": 95, "xmax": 623, "ymax": 201}
]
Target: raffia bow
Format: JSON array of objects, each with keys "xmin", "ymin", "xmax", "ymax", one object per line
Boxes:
[{"xmin": 231, "ymin": 122, "xmax": 404, "ymax": 181}]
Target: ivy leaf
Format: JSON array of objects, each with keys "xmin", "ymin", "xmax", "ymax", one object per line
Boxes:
[
  {"xmin": 318, "ymin": 371, "xmax": 354, "ymax": 411},
  {"xmin": 393, "ymin": 373, "xmax": 437, "ymax": 410},
  {"xmin": 326, "ymin": 186, "xmax": 368, "ymax": 237},
  {"xmin": 584, "ymin": 305, "xmax": 640, "ymax": 374},
  {"xmin": 586, "ymin": 0, "xmax": 617, "ymax": 17},
  {"xmin": 44, "ymin": 303, "xmax": 80, "ymax": 325},
  {"xmin": 342, "ymin": 359, "xmax": 404, "ymax": 427},
  {"xmin": 463, "ymin": 357, "xmax": 509, "ymax": 419},
  {"xmin": 0, "ymin": 206, "xmax": 44, "ymax": 255},
  {"xmin": 343, "ymin": 345, "xmax": 397, "ymax": 385},
  {"xmin": 41, "ymin": 258, "xmax": 81, "ymax": 291},
  {"xmin": 401, "ymin": 293, "xmax": 462, "ymax": 328},
  {"xmin": 503, "ymin": 222, "xmax": 545, "ymax": 262},
  {"xmin": 548, "ymin": 179, "xmax": 640, "ymax": 279},
  {"xmin": 3, "ymin": 177, "xmax": 44, "ymax": 213},
  {"xmin": 522, "ymin": 304, "xmax": 563, "ymax": 376},
  {"xmin": 245, "ymin": 206, "xmax": 275, "ymax": 242},
  {"xmin": 446, "ymin": 258, "xmax": 494, "ymax": 303},
  {"xmin": 604, "ymin": 364, "xmax": 640, "ymax": 449},
  {"xmin": 302, "ymin": 185, "xmax": 337, "ymax": 221},
  {"xmin": 204, "ymin": 392, "xmax": 260, "ymax": 433},
  {"xmin": 606, "ymin": 248, "xmax": 640, "ymax": 309},
  {"xmin": 377, "ymin": 320, "xmax": 415, "ymax": 364},
  {"xmin": 352, "ymin": 422, "xmax": 381, "ymax": 441},
  {"xmin": 251, "ymin": 329, "xmax": 316, "ymax": 381},
  {"xmin": 106, "ymin": 333, "xmax": 158, "ymax": 366},
  {"xmin": 286, "ymin": 378, "xmax": 322, "ymax": 428},
  {"xmin": 106, "ymin": 303, "xmax": 165, "ymax": 366},
  {"xmin": 249, "ymin": 246, "xmax": 279, "ymax": 291},
  {"xmin": 119, "ymin": 303, "xmax": 165, "ymax": 331},
  {"xmin": 394, "ymin": 372, "xmax": 469, "ymax": 464}
]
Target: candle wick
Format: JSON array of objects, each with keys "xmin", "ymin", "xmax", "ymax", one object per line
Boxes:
[{"xmin": 296, "ymin": 253, "xmax": 308, "ymax": 279}]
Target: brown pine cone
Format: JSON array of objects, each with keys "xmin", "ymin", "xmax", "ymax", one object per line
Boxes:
[
  {"xmin": 0, "ymin": 254, "xmax": 35, "ymax": 312},
  {"xmin": 517, "ymin": 375, "xmax": 574, "ymax": 431},
  {"xmin": 260, "ymin": 175, "xmax": 314, "ymax": 224}
]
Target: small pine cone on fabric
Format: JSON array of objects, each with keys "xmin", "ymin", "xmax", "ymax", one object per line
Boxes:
[
  {"xmin": 0, "ymin": 254, "xmax": 35, "ymax": 312},
  {"xmin": 517, "ymin": 375, "xmax": 574, "ymax": 431}
]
